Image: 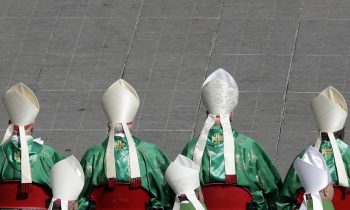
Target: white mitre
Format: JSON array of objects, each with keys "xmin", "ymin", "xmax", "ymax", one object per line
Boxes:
[
  {"xmin": 2, "ymin": 83, "xmax": 40, "ymax": 185},
  {"xmin": 311, "ymin": 86, "xmax": 349, "ymax": 187},
  {"xmin": 201, "ymin": 68, "xmax": 239, "ymax": 114},
  {"xmin": 294, "ymin": 146, "xmax": 332, "ymax": 210},
  {"xmin": 193, "ymin": 68, "xmax": 239, "ymax": 184},
  {"xmin": 48, "ymin": 156, "xmax": 84, "ymax": 210},
  {"xmin": 101, "ymin": 79, "xmax": 141, "ymax": 185},
  {"xmin": 165, "ymin": 155, "xmax": 204, "ymax": 210}
]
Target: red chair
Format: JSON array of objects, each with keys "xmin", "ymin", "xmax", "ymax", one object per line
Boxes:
[
  {"xmin": 0, "ymin": 180, "xmax": 51, "ymax": 209},
  {"xmin": 296, "ymin": 186, "xmax": 350, "ymax": 209},
  {"xmin": 201, "ymin": 183, "xmax": 254, "ymax": 210},
  {"xmin": 90, "ymin": 183, "xmax": 151, "ymax": 210}
]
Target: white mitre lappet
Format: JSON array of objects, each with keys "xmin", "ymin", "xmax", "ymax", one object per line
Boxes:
[
  {"xmin": 48, "ymin": 156, "xmax": 84, "ymax": 210},
  {"xmin": 294, "ymin": 146, "xmax": 332, "ymax": 210},
  {"xmin": 193, "ymin": 68, "xmax": 239, "ymax": 184},
  {"xmin": 311, "ymin": 86, "xmax": 349, "ymax": 187},
  {"xmin": 165, "ymin": 155, "xmax": 205, "ymax": 210},
  {"xmin": 101, "ymin": 79, "xmax": 142, "ymax": 188},
  {"xmin": 1, "ymin": 83, "xmax": 40, "ymax": 188}
]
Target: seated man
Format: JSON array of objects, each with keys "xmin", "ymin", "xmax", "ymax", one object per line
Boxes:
[
  {"xmin": 294, "ymin": 146, "xmax": 334, "ymax": 210},
  {"xmin": 78, "ymin": 79, "xmax": 173, "ymax": 210},
  {"xmin": 181, "ymin": 69, "xmax": 282, "ymax": 209},
  {"xmin": 48, "ymin": 156, "xmax": 85, "ymax": 210},
  {"xmin": 0, "ymin": 83, "xmax": 64, "ymax": 208},
  {"xmin": 277, "ymin": 86, "xmax": 350, "ymax": 210},
  {"xmin": 165, "ymin": 154, "xmax": 206, "ymax": 210}
]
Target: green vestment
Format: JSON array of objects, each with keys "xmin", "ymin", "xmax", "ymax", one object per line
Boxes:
[
  {"xmin": 0, "ymin": 137, "xmax": 64, "ymax": 187},
  {"xmin": 181, "ymin": 125, "xmax": 282, "ymax": 210},
  {"xmin": 78, "ymin": 135, "xmax": 174, "ymax": 210},
  {"xmin": 179, "ymin": 202, "xmax": 207, "ymax": 210},
  {"xmin": 276, "ymin": 139, "xmax": 350, "ymax": 210},
  {"xmin": 304, "ymin": 200, "xmax": 334, "ymax": 210}
]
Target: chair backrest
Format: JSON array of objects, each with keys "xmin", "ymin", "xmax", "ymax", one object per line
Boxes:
[
  {"xmin": 0, "ymin": 180, "xmax": 51, "ymax": 209},
  {"xmin": 90, "ymin": 183, "xmax": 151, "ymax": 210},
  {"xmin": 296, "ymin": 186, "xmax": 350, "ymax": 210},
  {"xmin": 201, "ymin": 183, "xmax": 254, "ymax": 210}
]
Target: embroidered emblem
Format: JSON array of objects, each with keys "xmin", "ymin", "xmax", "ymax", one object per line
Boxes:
[
  {"xmin": 14, "ymin": 151, "xmax": 21, "ymax": 163},
  {"xmin": 212, "ymin": 133, "xmax": 223, "ymax": 144},
  {"xmin": 115, "ymin": 140, "xmax": 125, "ymax": 150},
  {"xmin": 322, "ymin": 146, "xmax": 333, "ymax": 158}
]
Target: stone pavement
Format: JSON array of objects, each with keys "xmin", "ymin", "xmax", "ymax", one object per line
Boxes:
[{"xmin": 1, "ymin": 0, "xmax": 350, "ymax": 178}]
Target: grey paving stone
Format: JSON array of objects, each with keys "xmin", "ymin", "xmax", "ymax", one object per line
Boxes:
[
  {"xmin": 36, "ymin": 53, "xmax": 71, "ymax": 90},
  {"xmin": 32, "ymin": 0, "xmax": 62, "ymax": 17},
  {"xmin": 6, "ymin": 0, "xmax": 36, "ymax": 17},
  {"xmin": 0, "ymin": 17, "xmax": 27, "ymax": 39},
  {"xmin": 48, "ymin": 18, "xmax": 83, "ymax": 54},
  {"xmin": 35, "ymin": 91, "xmax": 63, "ymax": 129}
]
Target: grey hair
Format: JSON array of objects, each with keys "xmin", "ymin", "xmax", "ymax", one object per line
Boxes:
[{"xmin": 108, "ymin": 123, "xmax": 133, "ymax": 134}]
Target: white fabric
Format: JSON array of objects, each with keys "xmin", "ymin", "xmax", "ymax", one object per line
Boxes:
[
  {"xmin": 50, "ymin": 156, "xmax": 84, "ymax": 202},
  {"xmin": 2, "ymin": 83, "xmax": 39, "ymax": 125},
  {"xmin": 105, "ymin": 128, "xmax": 117, "ymax": 179},
  {"xmin": 201, "ymin": 68, "xmax": 239, "ymax": 115},
  {"xmin": 101, "ymin": 79, "xmax": 139, "ymax": 123},
  {"xmin": 19, "ymin": 126, "xmax": 31, "ymax": 184},
  {"xmin": 102, "ymin": 79, "xmax": 141, "ymax": 181},
  {"xmin": 311, "ymin": 86, "xmax": 347, "ymax": 133},
  {"xmin": 294, "ymin": 146, "xmax": 332, "ymax": 210},
  {"xmin": 1, "ymin": 125, "xmax": 13, "ymax": 144},
  {"xmin": 328, "ymin": 132, "xmax": 348, "ymax": 187},
  {"xmin": 165, "ymin": 155, "xmax": 204, "ymax": 210},
  {"xmin": 193, "ymin": 114, "xmax": 236, "ymax": 177}
]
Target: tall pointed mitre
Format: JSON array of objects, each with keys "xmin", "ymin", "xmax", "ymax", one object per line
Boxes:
[
  {"xmin": 165, "ymin": 155, "xmax": 205, "ymax": 210},
  {"xmin": 48, "ymin": 156, "xmax": 84, "ymax": 210},
  {"xmin": 2, "ymin": 83, "xmax": 40, "ymax": 186},
  {"xmin": 311, "ymin": 86, "xmax": 349, "ymax": 187},
  {"xmin": 193, "ymin": 68, "xmax": 239, "ymax": 184},
  {"xmin": 101, "ymin": 79, "xmax": 141, "ymax": 187},
  {"xmin": 294, "ymin": 146, "xmax": 332, "ymax": 210}
]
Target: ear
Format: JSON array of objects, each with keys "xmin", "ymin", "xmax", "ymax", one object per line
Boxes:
[{"xmin": 323, "ymin": 187, "xmax": 329, "ymax": 197}]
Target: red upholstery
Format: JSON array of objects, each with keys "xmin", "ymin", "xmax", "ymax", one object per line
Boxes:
[
  {"xmin": 296, "ymin": 186, "xmax": 350, "ymax": 209},
  {"xmin": 201, "ymin": 183, "xmax": 253, "ymax": 210},
  {"xmin": 90, "ymin": 183, "xmax": 150, "ymax": 210},
  {"xmin": 0, "ymin": 180, "xmax": 51, "ymax": 209}
]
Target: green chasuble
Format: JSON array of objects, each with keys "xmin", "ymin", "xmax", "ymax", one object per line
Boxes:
[
  {"xmin": 78, "ymin": 135, "xmax": 174, "ymax": 210},
  {"xmin": 0, "ymin": 137, "xmax": 64, "ymax": 187},
  {"xmin": 276, "ymin": 139, "xmax": 350, "ymax": 210},
  {"xmin": 179, "ymin": 201, "xmax": 207, "ymax": 210},
  {"xmin": 303, "ymin": 200, "xmax": 334, "ymax": 210},
  {"xmin": 181, "ymin": 126, "xmax": 282, "ymax": 210}
]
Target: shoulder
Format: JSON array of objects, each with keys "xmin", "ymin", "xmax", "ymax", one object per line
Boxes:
[
  {"xmin": 83, "ymin": 143, "xmax": 105, "ymax": 158},
  {"xmin": 234, "ymin": 131, "xmax": 260, "ymax": 150},
  {"xmin": 135, "ymin": 136, "xmax": 163, "ymax": 152},
  {"xmin": 39, "ymin": 143, "xmax": 62, "ymax": 158}
]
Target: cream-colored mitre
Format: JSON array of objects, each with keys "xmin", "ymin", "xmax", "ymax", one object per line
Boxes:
[{"xmin": 311, "ymin": 86, "xmax": 347, "ymax": 132}]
